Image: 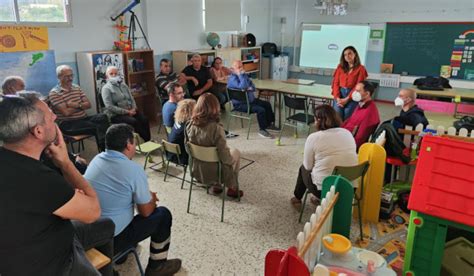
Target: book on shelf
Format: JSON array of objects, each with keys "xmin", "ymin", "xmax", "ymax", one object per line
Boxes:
[
  {"xmin": 130, "ymin": 82, "xmax": 148, "ymax": 96},
  {"xmin": 127, "ymin": 58, "xmax": 145, "ymax": 72}
]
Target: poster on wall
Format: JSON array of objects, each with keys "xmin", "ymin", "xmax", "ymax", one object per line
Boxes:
[
  {"xmin": 92, "ymin": 53, "xmax": 124, "ymax": 99},
  {"xmin": 0, "ymin": 50, "xmax": 57, "ymax": 96},
  {"xmin": 0, "ymin": 26, "xmax": 49, "ymax": 52}
]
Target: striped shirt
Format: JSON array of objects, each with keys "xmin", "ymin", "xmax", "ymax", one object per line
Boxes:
[
  {"xmin": 49, "ymin": 84, "xmax": 87, "ymax": 121},
  {"xmin": 155, "ymin": 72, "xmax": 178, "ymax": 98}
]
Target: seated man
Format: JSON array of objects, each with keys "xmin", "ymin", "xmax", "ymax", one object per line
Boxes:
[
  {"xmin": 0, "ymin": 92, "xmax": 114, "ymax": 276},
  {"xmin": 1, "ymin": 75, "xmax": 25, "ymax": 95},
  {"xmin": 84, "ymin": 124, "xmax": 182, "ymax": 276},
  {"xmin": 227, "ymin": 60, "xmax": 278, "ymax": 139},
  {"xmin": 393, "ymin": 88, "xmax": 429, "ymax": 129},
  {"xmin": 162, "ymin": 83, "xmax": 185, "ymax": 131},
  {"xmin": 155, "ymin": 58, "xmax": 187, "ymax": 104},
  {"xmin": 342, "ymin": 81, "xmax": 380, "ymax": 149},
  {"xmin": 49, "ymin": 65, "xmax": 109, "ymax": 151},
  {"xmin": 182, "ymin": 54, "xmax": 214, "ymax": 101}
]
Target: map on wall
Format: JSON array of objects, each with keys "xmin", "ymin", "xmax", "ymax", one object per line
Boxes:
[{"xmin": 0, "ymin": 50, "xmax": 57, "ymax": 96}]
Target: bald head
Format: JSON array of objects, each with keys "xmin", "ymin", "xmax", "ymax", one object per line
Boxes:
[
  {"xmin": 2, "ymin": 76, "xmax": 25, "ymax": 95},
  {"xmin": 231, "ymin": 60, "xmax": 244, "ymax": 74},
  {"xmin": 398, "ymin": 88, "xmax": 416, "ymax": 109}
]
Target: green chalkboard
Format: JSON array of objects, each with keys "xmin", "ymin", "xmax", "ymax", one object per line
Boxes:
[{"xmin": 383, "ymin": 22, "xmax": 474, "ymax": 80}]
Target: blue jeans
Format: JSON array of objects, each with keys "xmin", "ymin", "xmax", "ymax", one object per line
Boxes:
[
  {"xmin": 333, "ymin": 88, "xmax": 358, "ymax": 121},
  {"xmin": 234, "ymin": 98, "xmax": 275, "ymax": 130},
  {"xmin": 114, "ymin": 207, "xmax": 172, "ymax": 269}
]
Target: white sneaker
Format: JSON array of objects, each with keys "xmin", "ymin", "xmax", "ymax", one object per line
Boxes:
[{"xmin": 258, "ymin": 130, "xmax": 274, "ymax": 139}]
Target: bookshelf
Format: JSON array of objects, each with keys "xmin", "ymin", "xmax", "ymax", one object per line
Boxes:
[
  {"xmin": 172, "ymin": 47, "xmax": 262, "ymax": 78},
  {"xmin": 77, "ymin": 50, "xmax": 159, "ymax": 125},
  {"xmin": 172, "ymin": 49, "xmax": 216, "ymax": 73}
]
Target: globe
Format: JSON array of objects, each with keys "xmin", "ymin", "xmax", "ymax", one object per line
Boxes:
[{"xmin": 206, "ymin": 32, "xmax": 220, "ymax": 50}]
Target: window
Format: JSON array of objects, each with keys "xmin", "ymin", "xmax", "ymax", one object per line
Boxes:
[{"xmin": 0, "ymin": 0, "xmax": 71, "ymax": 26}]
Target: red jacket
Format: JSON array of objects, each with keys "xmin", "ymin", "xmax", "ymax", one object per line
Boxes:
[
  {"xmin": 342, "ymin": 100, "xmax": 380, "ymax": 149},
  {"xmin": 331, "ymin": 64, "xmax": 368, "ymax": 98}
]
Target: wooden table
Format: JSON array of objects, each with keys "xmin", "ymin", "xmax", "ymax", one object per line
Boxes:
[{"xmin": 413, "ymin": 86, "xmax": 474, "ymax": 117}]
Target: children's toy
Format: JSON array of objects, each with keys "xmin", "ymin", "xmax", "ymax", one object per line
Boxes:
[
  {"xmin": 265, "ymin": 178, "xmax": 396, "ymax": 276},
  {"xmin": 403, "ymin": 135, "xmax": 474, "ymax": 276},
  {"xmin": 357, "ymin": 143, "xmax": 386, "ymax": 223}
]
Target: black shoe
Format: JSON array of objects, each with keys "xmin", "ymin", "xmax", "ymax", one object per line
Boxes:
[{"xmin": 145, "ymin": 259, "xmax": 182, "ymax": 276}]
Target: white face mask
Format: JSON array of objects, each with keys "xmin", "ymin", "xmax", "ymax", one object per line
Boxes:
[
  {"xmin": 351, "ymin": 91, "xmax": 362, "ymax": 102},
  {"xmin": 394, "ymin": 97, "xmax": 404, "ymax": 107}
]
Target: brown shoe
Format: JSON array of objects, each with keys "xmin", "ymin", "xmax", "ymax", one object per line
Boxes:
[
  {"xmin": 226, "ymin": 188, "xmax": 243, "ymax": 198},
  {"xmin": 145, "ymin": 259, "xmax": 182, "ymax": 276},
  {"xmin": 290, "ymin": 197, "xmax": 302, "ymax": 210}
]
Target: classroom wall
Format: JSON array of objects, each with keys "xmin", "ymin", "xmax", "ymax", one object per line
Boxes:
[
  {"xmin": 45, "ymin": 0, "xmax": 270, "ymax": 83},
  {"xmin": 270, "ymin": 0, "xmax": 474, "ymax": 100}
]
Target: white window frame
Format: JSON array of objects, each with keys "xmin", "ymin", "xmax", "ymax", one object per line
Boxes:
[{"xmin": 0, "ymin": 0, "xmax": 73, "ymax": 27}]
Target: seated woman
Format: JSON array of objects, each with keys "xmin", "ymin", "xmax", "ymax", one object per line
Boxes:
[
  {"xmin": 101, "ymin": 66, "xmax": 151, "ymax": 141},
  {"xmin": 186, "ymin": 93, "xmax": 243, "ymax": 198},
  {"xmin": 291, "ymin": 105, "xmax": 358, "ymax": 207},
  {"xmin": 209, "ymin": 57, "xmax": 231, "ymax": 109},
  {"xmin": 168, "ymin": 99, "xmax": 196, "ymax": 165}
]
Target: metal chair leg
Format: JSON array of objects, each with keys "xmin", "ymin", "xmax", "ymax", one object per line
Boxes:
[
  {"xmin": 181, "ymin": 165, "xmax": 187, "ymax": 189},
  {"xmin": 131, "ymin": 248, "xmax": 145, "ymax": 276},
  {"xmin": 143, "ymin": 153, "xmax": 149, "ymax": 170},
  {"xmin": 246, "ymin": 118, "xmax": 251, "ymax": 140},
  {"xmin": 357, "ymin": 199, "xmax": 363, "ymax": 241},
  {"xmin": 187, "ymin": 176, "xmax": 193, "ymax": 214},
  {"xmin": 163, "ymin": 160, "xmax": 170, "ymax": 181},
  {"xmin": 298, "ymin": 190, "xmax": 308, "ymax": 223}
]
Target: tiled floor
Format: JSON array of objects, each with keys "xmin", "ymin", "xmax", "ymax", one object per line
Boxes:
[{"xmin": 78, "ymin": 101, "xmax": 457, "ymax": 275}]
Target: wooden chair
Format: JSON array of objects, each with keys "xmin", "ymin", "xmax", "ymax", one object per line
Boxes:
[
  {"xmin": 162, "ymin": 139, "xmax": 187, "ymax": 189},
  {"xmin": 65, "ymin": 134, "xmax": 96, "ymax": 154},
  {"xmin": 226, "ymin": 88, "xmax": 254, "ymax": 139},
  {"xmin": 186, "ymin": 142, "xmax": 240, "ymax": 222},
  {"xmin": 85, "ymin": 248, "xmax": 110, "ymax": 270}
]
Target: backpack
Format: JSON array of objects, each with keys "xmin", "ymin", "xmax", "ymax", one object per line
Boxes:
[
  {"xmin": 453, "ymin": 116, "xmax": 474, "ymax": 132},
  {"xmin": 413, "ymin": 76, "xmax": 452, "ymax": 90}
]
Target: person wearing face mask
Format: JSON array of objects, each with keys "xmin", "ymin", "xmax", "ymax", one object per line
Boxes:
[
  {"xmin": 331, "ymin": 46, "xmax": 368, "ymax": 121},
  {"xmin": 392, "ymin": 88, "xmax": 428, "ymax": 129},
  {"xmin": 49, "ymin": 65, "xmax": 110, "ymax": 151},
  {"xmin": 101, "ymin": 66, "xmax": 151, "ymax": 141},
  {"xmin": 341, "ymin": 81, "xmax": 380, "ymax": 149}
]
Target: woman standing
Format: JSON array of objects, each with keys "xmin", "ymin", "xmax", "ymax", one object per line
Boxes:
[
  {"xmin": 186, "ymin": 93, "xmax": 243, "ymax": 198},
  {"xmin": 331, "ymin": 46, "xmax": 368, "ymax": 121},
  {"xmin": 290, "ymin": 105, "xmax": 358, "ymax": 207}
]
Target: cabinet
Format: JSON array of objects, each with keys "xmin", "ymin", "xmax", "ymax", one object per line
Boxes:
[
  {"xmin": 77, "ymin": 50, "xmax": 159, "ymax": 124},
  {"xmin": 240, "ymin": 46, "xmax": 261, "ymax": 78},
  {"xmin": 172, "ymin": 49, "xmax": 216, "ymax": 74},
  {"xmin": 262, "ymin": 53, "xmax": 289, "ymax": 80}
]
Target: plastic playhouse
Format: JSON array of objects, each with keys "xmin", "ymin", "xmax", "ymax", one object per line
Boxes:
[{"xmin": 403, "ymin": 135, "xmax": 474, "ymax": 276}]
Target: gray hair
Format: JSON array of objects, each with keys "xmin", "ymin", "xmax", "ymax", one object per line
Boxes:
[
  {"xmin": 191, "ymin": 53, "xmax": 201, "ymax": 60},
  {"xmin": 0, "ymin": 92, "xmax": 45, "ymax": 143},
  {"xmin": 106, "ymin": 66, "xmax": 118, "ymax": 78},
  {"xmin": 56, "ymin": 64, "xmax": 73, "ymax": 78},
  {"xmin": 2, "ymin": 76, "xmax": 25, "ymax": 95}
]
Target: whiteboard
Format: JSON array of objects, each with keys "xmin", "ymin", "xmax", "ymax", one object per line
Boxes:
[{"xmin": 299, "ymin": 24, "xmax": 370, "ymax": 69}]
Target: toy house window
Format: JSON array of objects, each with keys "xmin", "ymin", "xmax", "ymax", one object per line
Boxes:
[{"xmin": 0, "ymin": 0, "xmax": 72, "ymax": 26}]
